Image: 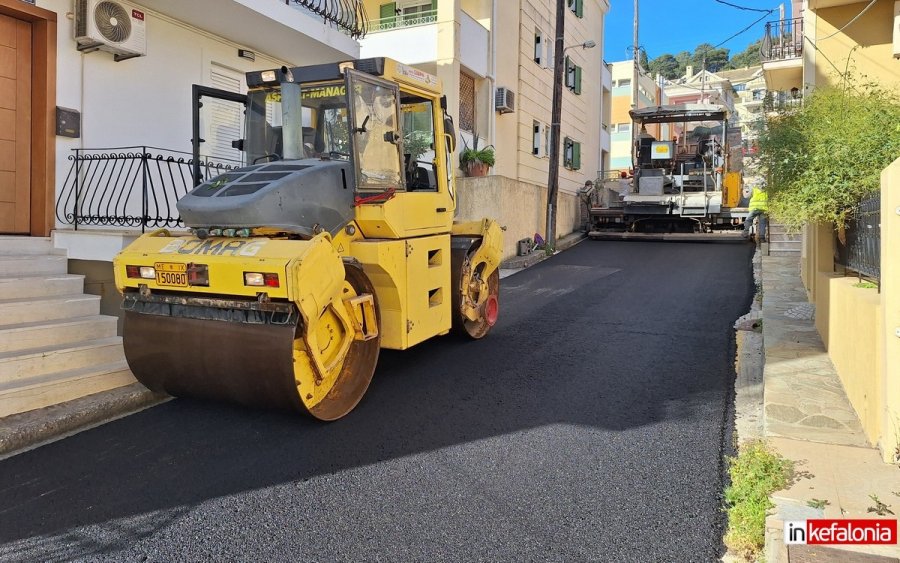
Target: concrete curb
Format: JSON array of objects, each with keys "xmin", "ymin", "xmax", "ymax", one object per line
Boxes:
[
  {"xmin": 500, "ymin": 231, "xmax": 586, "ymax": 270},
  {"xmin": 0, "ymin": 383, "xmax": 168, "ymax": 458}
]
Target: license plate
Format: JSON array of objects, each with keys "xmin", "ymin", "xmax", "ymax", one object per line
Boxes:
[{"xmin": 155, "ymin": 262, "xmax": 188, "ymax": 287}]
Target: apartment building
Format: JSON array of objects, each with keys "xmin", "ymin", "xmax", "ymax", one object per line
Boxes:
[
  {"xmin": 762, "ymin": 0, "xmax": 899, "ymax": 94},
  {"xmin": 607, "ymin": 60, "xmax": 667, "ymax": 173},
  {"xmin": 717, "ymin": 66, "xmax": 767, "ymax": 155}
]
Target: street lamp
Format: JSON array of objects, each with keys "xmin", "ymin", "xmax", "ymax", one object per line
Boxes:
[{"xmin": 545, "ymin": 20, "xmax": 597, "ymax": 250}]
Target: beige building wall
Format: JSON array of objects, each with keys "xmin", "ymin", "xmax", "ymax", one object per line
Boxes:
[
  {"xmin": 494, "ymin": 0, "xmax": 606, "ymax": 195},
  {"xmin": 801, "ymin": 160, "xmax": 900, "ymax": 462},
  {"xmin": 880, "ymin": 159, "xmax": 900, "ymax": 463},
  {"xmin": 807, "ymin": 1, "xmax": 900, "ymax": 91}
]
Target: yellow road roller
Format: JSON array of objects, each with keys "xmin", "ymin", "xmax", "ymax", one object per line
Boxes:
[{"xmin": 113, "ymin": 58, "xmax": 503, "ymax": 420}]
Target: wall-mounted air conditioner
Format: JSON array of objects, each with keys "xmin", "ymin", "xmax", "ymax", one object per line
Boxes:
[
  {"xmin": 495, "ymin": 87, "xmax": 515, "ymax": 114},
  {"xmin": 74, "ymin": 0, "xmax": 147, "ymax": 61}
]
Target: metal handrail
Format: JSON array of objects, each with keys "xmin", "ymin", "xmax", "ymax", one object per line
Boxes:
[
  {"xmin": 368, "ymin": 9, "xmax": 437, "ymax": 32},
  {"xmin": 836, "ymin": 196, "xmax": 881, "ymax": 285},
  {"xmin": 284, "ymin": 0, "xmax": 369, "ymax": 39},
  {"xmin": 55, "ymin": 146, "xmax": 239, "ymax": 232},
  {"xmin": 761, "ymin": 17, "xmax": 803, "ymax": 62}
]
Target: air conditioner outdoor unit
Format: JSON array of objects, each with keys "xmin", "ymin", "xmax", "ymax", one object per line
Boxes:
[
  {"xmin": 495, "ymin": 87, "xmax": 515, "ymax": 114},
  {"xmin": 74, "ymin": 0, "xmax": 147, "ymax": 61}
]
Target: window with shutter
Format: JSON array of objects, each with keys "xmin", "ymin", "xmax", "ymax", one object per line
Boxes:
[
  {"xmin": 534, "ymin": 30, "xmax": 543, "ymax": 65},
  {"xmin": 533, "ymin": 121, "xmax": 541, "ymax": 155},
  {"xmin": 459, "ymin": 72, "xmax": 476, "ymax": 132},
  {"xmin": 563, "ymin": 137, "xmax": 573, "ymax": 168},
  {"xmin": 204, "ymin": 65, "xmax": 245, "ymax": 165},
  {"xmin": 379, "ymin": 3, "xmax": 397, "ymax": 29},
  {"xmin": 574, "ymin": 65, "xmax": 582, "ymax": 95},
  {"xmin": 572, "ymin": 141, "xmax": 581, "ymax": 170}
]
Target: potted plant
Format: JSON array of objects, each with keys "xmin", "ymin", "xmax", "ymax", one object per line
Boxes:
[{"xmin": 460, "ymin": 138, "xmax": 495, "ymax": 177}]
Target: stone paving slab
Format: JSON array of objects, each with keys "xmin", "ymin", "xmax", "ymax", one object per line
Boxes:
[
  {"xmin": 759, "ymin": 254, "xmax": 898, "ymax": 563},
  {"xmin": 761, "ymin": 255, "xmax": 869, "ymax": 448}
]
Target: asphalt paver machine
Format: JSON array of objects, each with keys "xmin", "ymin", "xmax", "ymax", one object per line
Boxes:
[
  {"xmin": 589, "ymin": 104, "xmax": 749, "ymax": 240},
  {"xmin": 113, "ymin": 58, "xmax": 503, "ymax": 420}
]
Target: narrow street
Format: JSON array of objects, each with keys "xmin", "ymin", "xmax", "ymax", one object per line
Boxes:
[{"xmin": 0, "ymin": 241, "xmax": 754, "ymax": 562}]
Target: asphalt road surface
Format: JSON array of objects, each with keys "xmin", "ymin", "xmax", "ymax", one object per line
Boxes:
[{"xmin": 0, "ymin": 240, "xmax": 754, "ymax": 562}]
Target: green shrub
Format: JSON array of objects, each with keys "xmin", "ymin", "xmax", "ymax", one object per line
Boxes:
[
  {"xmin": 758, "ymin": 80, "xmax": 900, "ymax": 230},
  {"xmin": 724, "ymin": 440, "xmax": 794, "ymax": 560}
]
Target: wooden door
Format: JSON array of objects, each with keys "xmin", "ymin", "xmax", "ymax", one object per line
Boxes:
[{"xmin": 0, "ymin": 13, "xmax": 31, "ymax": 234}]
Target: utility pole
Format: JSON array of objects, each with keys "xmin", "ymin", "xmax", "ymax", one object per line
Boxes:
[
  {"xmin": 630, "ymin": 0, "xmax": 639, "ymax": 168},
  {"xmin": 545, "ymin": 0, "xmax": 566, "ymax": 248}
]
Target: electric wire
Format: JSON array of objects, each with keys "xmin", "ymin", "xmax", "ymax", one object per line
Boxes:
[
  {"xmin": 816, "ymin": 0, "xmax": 877, "ymax": 40},
  {"xmin": 713, "ymin": 0, "xmax": 773, "ymax": 13}
]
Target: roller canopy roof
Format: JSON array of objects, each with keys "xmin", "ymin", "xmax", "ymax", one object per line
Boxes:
[{"xmin": 629, "ymin": 104, "xmax": 728, "ymax": 124}]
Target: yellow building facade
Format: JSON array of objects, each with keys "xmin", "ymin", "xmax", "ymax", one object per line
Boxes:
[{"xmin": 762, "ymin": 0, "xmax": 900, "ymax": 463}]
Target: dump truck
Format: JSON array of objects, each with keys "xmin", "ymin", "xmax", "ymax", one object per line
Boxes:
[
  {"xmin": 113, "ymin": 58, "xmax": 503, "ymax": 420},
  {"xmin": 588, "ymin": 104, "xmax": 750, "ymax": 241}
]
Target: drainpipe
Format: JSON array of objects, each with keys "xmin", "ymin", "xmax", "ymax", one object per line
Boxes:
[{"xmin": 488, "ymin": 0, "xmax": 497, "ymax": 149}]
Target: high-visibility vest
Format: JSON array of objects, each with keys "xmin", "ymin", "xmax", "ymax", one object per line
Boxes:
[{"xmin": 749, "ymin": 187, "xmax": 768, "ymax": 212}]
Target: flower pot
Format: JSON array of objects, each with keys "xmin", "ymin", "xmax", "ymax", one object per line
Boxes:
[{"xmin": 465, "ymin": 161, "xmax": 490, "ymax": 177}]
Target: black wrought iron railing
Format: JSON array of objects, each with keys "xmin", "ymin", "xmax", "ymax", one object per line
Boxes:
[
  {"xmin": 836, "ymin": 196, "xmax": 881, "ymax": 284},
  {"xmin": 56, "ymin": 147, "xmax": 239, "ymax": 232},
  {"xmin": 761, "ymin": 18, "xmax": 803, "ymax": 62},
  {"xmin": 285, "ymin": 0, "xmax": 369, "ymax": 38}
]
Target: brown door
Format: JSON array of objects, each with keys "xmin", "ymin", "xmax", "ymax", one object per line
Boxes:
[{"xmin": 0, "ymin": 13, "xmax": 31, "ymax": 234}]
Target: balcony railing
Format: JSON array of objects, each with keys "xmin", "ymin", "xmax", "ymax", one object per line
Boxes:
[
  {"xmin": 761, "ymin": 18, "xmax": 803, "ymax": 62},
  {"xmin": 368, "ymin": 9, "xmax": 437, "ymax": 33},
  {"xmin": 836, "ymin": 196, "xmax": 881, "ymax": 284},
  {"xmin": 283, "ymin": 0, "xmax": 369, "ymax": 38},
  {"xmin": 56, "ymin": 147, "xmax": 239, "ymax": 232}
]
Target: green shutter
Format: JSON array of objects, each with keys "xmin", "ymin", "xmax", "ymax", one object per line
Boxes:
[
  {"xmin": 573, "ymin": 142, "xmax": 581, "ymax": 170},
  {"xmin": 431, "ymin": 0, "xmax": 437, "ymax": 12},
  {"xmin": 574, "ymin": 65, "xmax": 582, "ymax": 95},
  {"xmin": 380, "ymin": 3, "xmax": 397, "ymax": 29},
  {"xmin": 576, "ymin": 0, "xmax": 584, "ymax": 18}
]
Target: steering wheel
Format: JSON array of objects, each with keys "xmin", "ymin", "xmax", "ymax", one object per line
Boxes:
[{"xmin": 252, "ymin": 153, "xmax": 281, "ymax": 164}]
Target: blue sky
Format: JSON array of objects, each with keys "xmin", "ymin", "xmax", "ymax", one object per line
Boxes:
[{"xmin": 604, "ymin": 0, "xmax": 791, "ymax": 63}]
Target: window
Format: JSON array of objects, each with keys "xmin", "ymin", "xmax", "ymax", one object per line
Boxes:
[
  {"xmin": 532, "ymin": 121, "xmax": 548, "ymax": 157},
  {"xmin": 563, "ymin": 137, "xmax": 581, "ymax": 170},
  {"xmin": 568, "ymin": 0, "xmax": 584, "ymax": 17},
  {"xmin": 734, "ymin": 84, "xmax": 746, "ymax": 92},
  {"xmin": 615, "ymin": 123, "xmax": 631, "ymax": 133},
  {"xmin": 535, "ymin": 30, "xmax": 554, "ymax": 69},
  {"xmin": 459, "ymin": 72, "xmax": 475, "ymax": 132},
  {"xmin": 616, "ymin": 78, "xmax": 631, "ymax": 88},
  {"xmin": 350, "ymin": 78, "xmax": 402, "ymax": 189},
  {"xmin": 565, "ymin": 56, "xmax": 582, "ymax": 94},
  {"xmin": 401, "ymin": 96, "xmax": 437, "ymax": 191}
]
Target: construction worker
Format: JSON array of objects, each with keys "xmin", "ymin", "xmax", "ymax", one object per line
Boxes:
[{"xmin": 742, "ymin": 181, "xmax": 768, "ymax": 240}]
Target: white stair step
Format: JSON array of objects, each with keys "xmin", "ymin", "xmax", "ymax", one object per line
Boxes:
[
  {"xmin": 0, "ymin": 337, "xmax": 125, "ymax": 383},
  {"xmin": 0, "ymin": 361, "xmax": 136, "ymax": 418},
  {"xmin": 0, "ymin": 255, "xmax": 68, "ymax": 277},
  {"xmin": 0, "ymin": 294, "xmax": 101, "ymax": 327},
  {"xmin": 0, "ymin": 316, "xmax": 119, "ymax": 354},
  {"xmin": 0, "ymin": 236, "xmax": 55, "ymax": 255},
  {"xmin": 0, "ymin": 274, "xmax": 85, "ymax": 300}
]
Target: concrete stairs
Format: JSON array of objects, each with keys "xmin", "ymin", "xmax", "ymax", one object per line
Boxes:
[
  {"xmin": 767, "ymin": 223, "xmax": 802, "ymax": 256},
  {"xmin": 0, "ymin": 236, "xmax": 135, "ymax": 418}
]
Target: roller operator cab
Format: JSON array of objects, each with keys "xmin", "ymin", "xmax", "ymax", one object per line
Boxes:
[{"xmin": 113, "ymin": 58, "xmax": 503, "ymax": 420}]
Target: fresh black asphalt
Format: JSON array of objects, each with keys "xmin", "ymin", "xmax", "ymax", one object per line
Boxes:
[{"xmin": 0, "ymin": 240, "xmax": 754, "ymax": 562}]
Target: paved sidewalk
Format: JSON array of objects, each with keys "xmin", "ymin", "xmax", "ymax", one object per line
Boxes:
[{"xmin": 758, "ymin": 255, "xmax": 900, "ymax": 563}]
